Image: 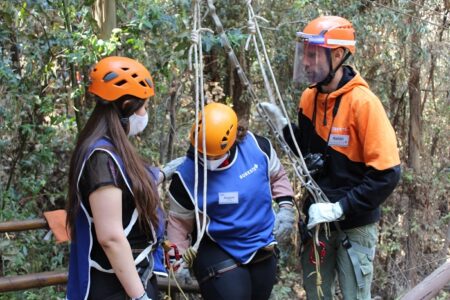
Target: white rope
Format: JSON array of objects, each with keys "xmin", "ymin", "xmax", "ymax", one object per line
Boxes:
[
  {"xmin": 244, "ymin": 1, "xmax": 330, "ymax": 243},
  {"xmin": 188, "ymin": 28, "xmax": 214, "ymax": 71},
  {"xmin": 184, "ymin": 0, "xmax": 212, "ymax": 267}
]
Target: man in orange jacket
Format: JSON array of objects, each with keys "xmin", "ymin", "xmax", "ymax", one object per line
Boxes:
[{"xmin": 260, "ymin": 16, "xmax": 401, "ymax": 299}]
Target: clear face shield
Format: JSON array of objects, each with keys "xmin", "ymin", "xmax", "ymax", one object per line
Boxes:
[{"xmin": 293, "ymin": 32, "xmax": 329, "ymax": 86}]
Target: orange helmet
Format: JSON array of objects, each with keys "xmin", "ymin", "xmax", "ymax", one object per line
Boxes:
[
  {"xmin": 88, "ymin": 56, "xmax": 155, "ymax": 101},
  {"xmin": 190, "ymin": 103, "xmax": 238, "ymax": 156},
  {"xmin": 297, "ymin": 16, "xmax": 356, "ymax": 54}
]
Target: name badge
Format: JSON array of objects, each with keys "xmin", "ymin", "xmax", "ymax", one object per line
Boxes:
[
  {"xmin": 328, "ymin": 134, "xmax": 349, "ymax": 147},
  {"xmin": 218, "ymin": 192, "xmax": 239, "ymax": 205}
]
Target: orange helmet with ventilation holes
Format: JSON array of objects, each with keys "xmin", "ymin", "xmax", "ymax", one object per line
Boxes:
[
  {"xmin": 190, "ymin": 103, "xmax": 238, "ymax": 156},
  {"xmin": 88, "ymin": 56, "xmax": 155, "ymax": 101},
  {"xmin": 298, "ymin": 16, "xmax": 356, "ymax": 54}
]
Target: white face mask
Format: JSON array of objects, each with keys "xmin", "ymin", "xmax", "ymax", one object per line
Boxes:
[
  {"xmin": 128, "ymin": 113, "xmax": 148, "ymax": 136},
  {"xmin": 199, "ymin": 153, "xmax": 229, "ymax": 171}
]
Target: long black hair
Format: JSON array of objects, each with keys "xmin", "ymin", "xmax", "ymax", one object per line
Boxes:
[{"xmin": 66, "ymin": 96, "xmax": 159, "ymax": 239}]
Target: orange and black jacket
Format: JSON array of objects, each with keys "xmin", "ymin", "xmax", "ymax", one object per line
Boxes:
[{"xmin": 283, "ymin": 66, "xmax": 401, "ymax": 229}]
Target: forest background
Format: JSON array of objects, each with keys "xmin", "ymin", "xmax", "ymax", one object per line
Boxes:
[{"xmin": 0, "ymin": 0, "xmax": 449, "ymax": 299}]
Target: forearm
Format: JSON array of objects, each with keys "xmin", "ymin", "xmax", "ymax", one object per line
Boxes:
[
  {"xmin": 101, "ymin": 236, "xmax": 145, "ymax": 298},
  {"xmin": 270, "ymin": 165, "xmax": 295, "ymax": 204},
  {"xmin": 339, "ymin": 165, "xmax": 401, "ymax": 214}
]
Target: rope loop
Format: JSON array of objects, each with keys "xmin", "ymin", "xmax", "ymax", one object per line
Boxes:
[
  {"xmin": 190, "ymin": 30, "xmax": 199, "ymax": 45},
  {"xmin": 247, "ymin": 20, "xmax": 256, "ymax": 35},
  {"xmin": 182, "ymin": 247, "xmax": 198, "ymax": 268}
]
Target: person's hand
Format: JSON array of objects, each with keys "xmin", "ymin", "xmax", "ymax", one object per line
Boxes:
[
  {"xmin": 257, "ymin": 102, "xmax": 288, "ymax": 133},
  {"xmin": 307, "ymin": 202, "xmax": 343, "ymax": 230},
  {"xmin": 161, "ymin": 156, "xmax": 186, "ymax": 181},
  {"xmin": 131, "ymin": 291, "xmax": 152, "ymax": 300},
  {"xmin": 273, "ymin": 206, "xmax": 296, "ymax": 244}
]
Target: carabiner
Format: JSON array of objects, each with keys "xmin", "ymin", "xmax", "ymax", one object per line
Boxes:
[
  {"xmin": 163, "ymin": 240, "xmax": 181, "ymax": 271},
  {"xmin": 309, "ymin": 240, "xmax": 326, "ymax": 265}
]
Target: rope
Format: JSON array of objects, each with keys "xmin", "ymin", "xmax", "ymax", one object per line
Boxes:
[
  {"xmin": 184, "ymin": 0, "xmax": 212, "ymax": 269},
  {"xmin": 312, "ymin": 240, "xmax": 324, "ymax": 299},
  {"xmin": 208, "ymin": 1, "xmax": 330, "ymax": 295},
  {"xmin": 182, "ymin": 247, "xmax": 198, "ymax": 267},
  {"xmin": 242, "ymin": 0, "xmax": 330, "ymax": 206},
  {"xmin": 165, "ymin": 266, "xmax": 189, "ymax": 300}
]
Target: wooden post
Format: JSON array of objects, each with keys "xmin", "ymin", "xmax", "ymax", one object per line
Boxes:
[
  {"xmin": 0, "ymin": 271, "xmax": 68, "ymax": 292},
  {"xmin": 0, "ymin": 270, "xmax": 199, "ymax": 293},
  {"xmin": 400, "ymin": 260, "xmax": 450, "ymax": 300},
  {"xmin": 0, "ymin": 219, "xmax": 48, "ymax": 232}
]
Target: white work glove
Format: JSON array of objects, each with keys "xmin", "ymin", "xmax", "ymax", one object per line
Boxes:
[
  {"xmin": 307, "ymin": 202, "xmax": 344, "ymax": 230},
  {"xmin": 273, "ymin": 206, "xmax": 296, "ymax": 244},
  {"xmin": 257, "ymin": 102, "xmax": 288, "ymax": 133},
  {"xmin": 161, "ymin": 156, "xmax": 186, "ymax": 181}
]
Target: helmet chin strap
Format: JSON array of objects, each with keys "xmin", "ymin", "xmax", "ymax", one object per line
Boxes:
[{"xmin": 317, "ymin": 48, "xmax": 352, "ymax": 91}]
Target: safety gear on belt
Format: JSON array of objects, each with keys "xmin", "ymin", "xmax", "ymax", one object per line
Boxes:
[
  {"xmin": 273, "ymin": 206, "xmax": 296, "ymax": 244},
  {"xmin": 190, "ymin": 102, "xmax": 238, "ymax": 156},
  {"xmin": 257, "ymin": 102, "xmax": 288, "ymax": 133},
  {"xmin": 89, "ymin": 56, "xmax": 155, "ymax": 101},
  {"xmin": 307, "ymin": 202, "xmax": 343, "ymax": 230},
  {"xmin": 161, "ymin": 156, "xmax": 186, "ymax": 181},
  {"xmin": 128, "ymin": 113, "xmax": 149, "ymax": 136}
]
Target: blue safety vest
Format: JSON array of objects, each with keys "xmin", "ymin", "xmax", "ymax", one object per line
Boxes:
[
  {"xmin": 67, "ymin": 138, "xmax": 166, "ymax": 300},
  {"xmin": 177, "ymin": 132, "xmax": 276, "ymax": 263}
]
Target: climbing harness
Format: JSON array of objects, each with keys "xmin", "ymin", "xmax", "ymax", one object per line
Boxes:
[{"xmin": 196, "ymin": 247, "xmax": 276, "ymax": 284}]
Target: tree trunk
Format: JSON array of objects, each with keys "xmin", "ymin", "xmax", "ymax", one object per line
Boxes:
[
  {"xmin": 165, "ymin": 80, "xmax": 181, "ymax": 162},
  {"xmin": 232, "ymin": 47, "xmax": 250, "ymax": 122},
  {"xmin": 407, "ymin": 4, "xmax": 422, "ymax": 172},
  {"xmin": 92, "ymin": 0, "xmax": 116, "ymax": 41}
]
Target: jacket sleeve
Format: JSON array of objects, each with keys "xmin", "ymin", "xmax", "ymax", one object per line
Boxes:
[
  {"xmin": 340, "ymin": 92, "xmax": 401, "ymax": 214},
  {"xmin": 339, "ymin": 165, "xmax": 400, "ymax": 214}
]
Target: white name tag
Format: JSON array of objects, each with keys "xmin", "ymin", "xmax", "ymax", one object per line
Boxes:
[
  {"xmin": 218, "ymin": 192, "xmax": 239, "ymax": 205},
  {"xmin": 328, "ymin": 134, "xmax": 349, "ymax": 147}
]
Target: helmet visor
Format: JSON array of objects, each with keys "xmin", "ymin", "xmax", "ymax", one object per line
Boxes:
[{"xmin": 293, "ymin": 38, "xmax": 329, "ymax": 86}]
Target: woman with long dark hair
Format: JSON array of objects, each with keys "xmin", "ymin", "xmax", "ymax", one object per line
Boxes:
[{"xmin": 66, "ymin": 56, "xmax": 171, "ymax": 300}]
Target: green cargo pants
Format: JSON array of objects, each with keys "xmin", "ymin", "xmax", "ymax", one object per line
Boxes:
[{"xmin": 300, "ymin": 223, "xmax": 378, "ymax": 300}]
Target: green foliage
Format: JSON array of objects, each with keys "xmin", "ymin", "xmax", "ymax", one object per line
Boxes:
[{"xmin": 0, "ymin": 0, "xmax": 449, "ymax": 299}]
